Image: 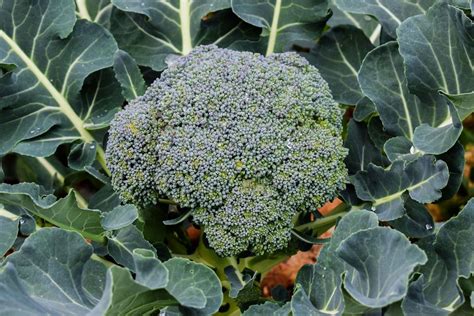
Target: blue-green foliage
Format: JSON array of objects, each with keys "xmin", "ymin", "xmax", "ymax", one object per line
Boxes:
[{"xmin": 106, "ymin": 45, "xmax": 347, "ymax": 256}]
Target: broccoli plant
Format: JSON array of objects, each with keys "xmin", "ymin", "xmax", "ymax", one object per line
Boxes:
[
  {"xmin": 0, "ymin": 0, "xmax": 473, "ymax": 315},
  {"xmin": 106, "ymin": 45, "xmax": 347, "ymax": 256}
]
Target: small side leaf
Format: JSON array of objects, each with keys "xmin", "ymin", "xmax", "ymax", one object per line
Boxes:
[
  {"xmin": 351, "ymin": 156, "xmax": 449, "ymax": 220},
  {"xmin": 113, "ymin": 50, "xmax": 146, "ymax": 101},
  {"xmin": 68, "ymin": 141, "xmax": 98, "ymax": 171},
  {"xmin": 101, "ymin": 204, "xmax": 138, "ymax": 231},
  {"xmin": 164, "ymin": 258, "xmax": 223, "ymax": 315},
  {"xmin": 413, "ymin": 103, "xmax": 462, "ymax": 155},
  {"xmin": 132, "ymin": 249, "xmax": 169, "ymax": 290},
  {"xmin": 107, "ymin": 225, "xmax": 155, "ymax": 271}
]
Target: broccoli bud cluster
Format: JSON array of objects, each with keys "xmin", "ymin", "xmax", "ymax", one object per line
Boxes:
[{"xmin": 106, "ymin": 45, "xmax": 347, "ymax": 256}]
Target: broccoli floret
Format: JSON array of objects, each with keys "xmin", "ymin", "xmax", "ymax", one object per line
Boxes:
[
  {"xmin": 106, "ymin": 45, "xmax": 347, "ymax": 256},
  {"xmin": 194, "ymin": 180, "xmax": 294, "ymax": 256}
]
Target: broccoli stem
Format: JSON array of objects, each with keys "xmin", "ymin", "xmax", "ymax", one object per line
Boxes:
[
  {"xmin": 158, "ymin": 198, "xmax": 177, "ymax": 205},
  {"xmin": 222, "ymin": 293, "xmax": 241, "ymax": 316},
  {"xmin": 96, "ymin": 147, "xmax": 111, "ymax": 176},
  {"xmin": 294, "ymin": 202, "xmax": 349, "ymax": 232}
]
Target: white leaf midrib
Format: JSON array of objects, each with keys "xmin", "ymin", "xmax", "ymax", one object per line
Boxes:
[{"xmin": 266, "ymin": 0, "xmax": 282, "ymax": 56}]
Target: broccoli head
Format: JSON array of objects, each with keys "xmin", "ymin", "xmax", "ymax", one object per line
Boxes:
[{"xmin": 106, "ymin": 45, "xmax": 347, "ymax": 257}]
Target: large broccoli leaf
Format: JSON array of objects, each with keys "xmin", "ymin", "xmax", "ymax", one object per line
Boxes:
[
  {"xmin": 328, "ymin": 0, "xmax": 379, "ymax": 41},
  {"xmin": 0, "ymin": 228, "xmax": 224, "ymax": 315},
  {"xmin": 231, "ymin": 0, "xmax": 330, "ymax": 55},
  {"xmin": 110, "ymin": 0, "xmax": 256, "ymax": 70},
  {"xmin": 359, "ymin": 41, "xmax": 448, "ymax": 142},
  {"xmin": 337, "ymin": 227, "xmax": 427, "ymax": 308},
  {"xmin": 0, "ymin": 228, "xmax": 109, "ymax": 315},
  {"xmin": 402, "ymin": 198, "xmax": 474, "ymax": 314},
  {"xmin": 0, "ymin": 0, "xmax": 119, "ymax": 172},
  {"xmin": 335, "ymin": 0, "xmax": 433, "ymax": 38},
  {"xmin": 292, "ymin": 210, "xmax": 379, "ymax": 315},
  {"xmin": 397, "ymin": 2, "xmax": 474, "ymax": 155}
]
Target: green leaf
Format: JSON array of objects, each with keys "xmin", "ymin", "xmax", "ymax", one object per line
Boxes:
[
  {"xmin": 3, "ymin": 205, "xmax": 36, "ymax": 237},
  {"xmin": 15, "ymin": 156, "xmax": 68, "ymax": 191},
  {"xmin": 103, "ymin": 257, "xmax": 223, "ymax": 314},
  {"xmin": 413, "ymin": 102, "xmax": 462, "ymax": 155},
  {"xmin": 388, "ymin": 198, "xmax": 435, "ymax": 238},
  {"xmin": 82, "ymin": 260, "xmax": 109, "ymax": 304},
  {"xmin": 103, "ymin": 265, "xmax": 178, "ymax": 315},
  {"xmin": 0, "ymin": 0, "xmax": 118, "ymax": 171},
  {"xmin": 344, "ymin": 119, "xmax": 389, "ymax": 175},
  {"xmin": 107, "ymin": 225, "xmax": 155, "ymax": 270},
  {"xmin": 442, "ymin": 92, "xmax": 474, "ymax": 121},
  {"xmin": 335, "ymin": 0, "xmax": 433, "ymax": 38},
  {"xmin": 113, "ymin": 50, "xmax": 146, "ymax": 101},
  {"xmin": 293, "ymin": 265, "xmax": 343, "ymax": 315},
  {"xmin": 0, "ymin": 228, "xmax": 105, "ymax": 314},
  {"xmin": 367, "ymin": 115, "xmax": 392, "ymax": 151},
  {"xmin": 384, "ymin": 136, "xmax": 420, "ymax": 163},
  {"xmin": 337, "ymin": 227, "xmax": 427, "ymax": 308},
  {"xmin": 291, "ymin": 229, "xmax": 331, "ymax": 245},
  {"xmin": 0, "ymin": 158, "xmax": 3, "ymax": 183},
  {"xmin": 438, "ymin": 142, "xmax": 465, "ymax": 201},
  {"xmin": 402, "ymin": 275, "xmax": 453, "ymax": 316},
  {"xmin": 353, "ymin": 97, "xmax": 376, "ymax": 122},
  {"xmin": 68, "ymin": 141, "xmax": 97, "ymax": 171},
  {"xmin": 0, "ymin": 183, "xmax": 104, "ymax": 242},
  {"xmin": 435, "ymin": 198, "xmax": 474, "ymax": 279},
  {"xmin": 164, "ymin": 257, "xmax": 223, "ymax": 315},
  {"xmin": 291, "ymin": 288, "xmax": 327, "ymax": 316},
  {"xmin": 0, "ymin": 205, "xmax": 19, "ymax": 257},
  {"xmin": 232, "ymin": 0, "xmax": 330, "ymax": 55},
  {"xmin": 328, "ymin": 0, "xmax": 380, "ymax": 41},
  {"xmin": 89, "ymin": 185, "xmax": 121, "ymax": 213},
  {"xmin": 293, "ymin": 210, "xmax": 379, "ymax": 315},
  {"xmin": 76, "ymin": 0, "xmax": 113, "ymax": 27},
  {"xmin": 244, "ymin": 301, "xmax": 289, "ymax": 315},
  {"xmin": 80, "ymin": 68, "xmax": 123, "ymax": 131},
  {"xmin": 397, "ymin": 2, "xmax": 474, "ymax": 96},
  {"xmin": 351, "ymin": 155, "xmax": 449, "ymax": 220},
  {"xmin": 101, "ymin": 204, "xmax": 138, "ymax": 231},
  {"xmin": 308, "ymin": 25, "xmax": 374, "ymax": 105},
  {"xmin": 0, "ymin": 263, "xmax": 57, "ymax": 315},
  {"xmin": 132, "ymin": 249, "xmax": 169, "ymax": 290},
  {"xmin": 163, "ymin": 209, "xmax": 193, "ymax": 226},
  {"xmin": 358, "ymin": 41, "xmax": 448, "ymax": 141},
  {"xmin": 402, "ymin": 236, "xmax": 464, "ymax": 314},
  {"xmin": 224, "ymin": 266, "xmax": 258, "ymax": 300},
  {"xmin": 110, "ymin": 1, "xmax": 252, "ymax": 70}
]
